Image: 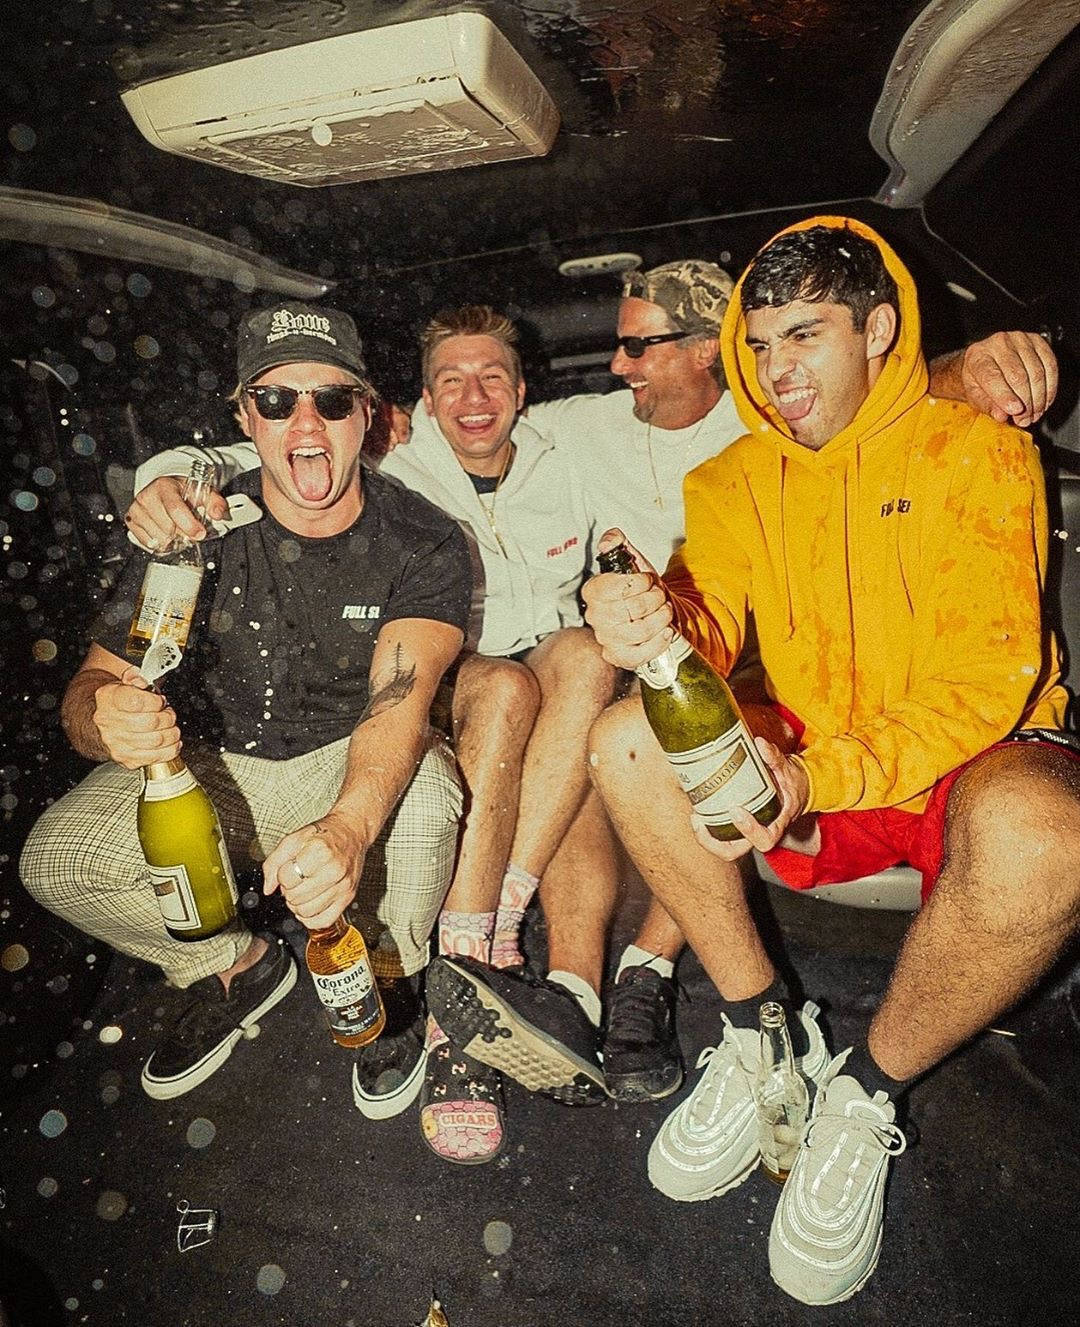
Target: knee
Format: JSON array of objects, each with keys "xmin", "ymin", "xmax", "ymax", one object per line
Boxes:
[
  {"xmin": 455, "ymin": 656, "xmax": 541, "ymax": 733},
  {"xmin": 19, "ymin": 805, "xmax": 67, "ymax": 908},
  {"xmin": 587, "ymin": 696, "xmax": 654, "ymax": 787},
  {"xmin": 538, "ymin": 627, "xmax": 618, "ymax": 700},
  {"xmin": 944, "ymin": 748, "xmax": 1080, "ymax": 920}
]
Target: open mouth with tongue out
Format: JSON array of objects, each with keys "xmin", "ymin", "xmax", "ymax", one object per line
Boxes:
[{"xmin": 288, "ymin": 445, "xmax": 333, "ymax": 502}]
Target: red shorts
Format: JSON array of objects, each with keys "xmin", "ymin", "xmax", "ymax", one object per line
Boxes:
[{"xmin": 762, "ymin": 716, "xmax": 1080, "ymax": 904}]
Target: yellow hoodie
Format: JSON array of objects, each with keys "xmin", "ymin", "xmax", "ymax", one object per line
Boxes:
[{"xmin": 664, "ymin": 215, "xmax": 1067, "ymax": 814}]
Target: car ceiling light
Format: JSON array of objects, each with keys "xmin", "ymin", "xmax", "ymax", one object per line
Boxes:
[
  {"xmin": 558, "ymin": 253, "xmax": 643, "ymax": 278},
  {"xmin": 119, "ymin": 13, "xmax": 559, "ymax": 188}
]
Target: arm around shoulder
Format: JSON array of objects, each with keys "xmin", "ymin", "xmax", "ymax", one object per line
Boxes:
[
  {"xmin": 134, "ymin": 438, "xmax": 260, "ymax": 493},
  {"xmin": 928, "ymin": 331, "xmax": 1058, "ymax": 427}
]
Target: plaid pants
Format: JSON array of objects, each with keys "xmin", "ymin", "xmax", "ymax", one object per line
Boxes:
[{"xmin": 20, "ymin": 734, "xmax": 462, "ymax": 987}]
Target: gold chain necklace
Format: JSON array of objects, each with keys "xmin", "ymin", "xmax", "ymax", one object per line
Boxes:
[
  {"xmin": 477, "ymin": 444, "xmax": 513, "ymax": 554},
  {"xmin": 646, "ymin": 418, "xmax": 707, "ymax": 509}
]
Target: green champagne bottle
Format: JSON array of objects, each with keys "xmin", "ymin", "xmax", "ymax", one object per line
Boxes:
[
  {"xmin": 138, "ymin": 757, "xmax": 239, "ymax": 940},
  {"xmin": 597, "ymin": 543, "xmax": 780, "ymax": 841}
]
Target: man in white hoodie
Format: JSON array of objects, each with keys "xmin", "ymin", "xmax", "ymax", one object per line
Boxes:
[{"xmin": 126, "ymin": 304, "xmax": 618, "ymax": 1164}]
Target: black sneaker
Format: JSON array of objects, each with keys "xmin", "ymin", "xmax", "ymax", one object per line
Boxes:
[
  {"xmin": 601, "ymin": 966, "xmax": 683, "ymax": 1103},
  {"xmin": 425, "ymin": 955, "xmax": 607, "ymax": 1105},
  {"xmin": 352, "ymin": 973, "xmax": 427, "ymax": 1120},
  {"xmin": 141, "ymin": 935, "xmax": 296, "ymax": 1100}
]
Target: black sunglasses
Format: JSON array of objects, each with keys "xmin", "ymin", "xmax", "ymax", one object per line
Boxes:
[
  {"xmin": 243, "ymin": 384, "xmax": 367, "ymax": 421},
  {"xmin": 615, "ymin": 331, "xmax": 691, "ymax": 359}
]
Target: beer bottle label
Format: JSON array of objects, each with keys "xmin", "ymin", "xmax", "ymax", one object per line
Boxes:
[
  {"xmin": 146, "ymin": 829, "xmax": 237, "ymax": 929},
  {"xmin": 665, "ymin": 721, "xmax": 775, "ymax": 825},
  {"xmin": 133, "ymin": 563, "xmax": 203, "ymax": 646},
  {"xmin": 311, "ymin": 958, "xmax": 382, "ymax": 1036}
]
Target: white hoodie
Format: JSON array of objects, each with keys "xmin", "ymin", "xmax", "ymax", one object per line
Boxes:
[{"xmin": 133, "ymin": 408, "xmax": 594, "ymax": 658}]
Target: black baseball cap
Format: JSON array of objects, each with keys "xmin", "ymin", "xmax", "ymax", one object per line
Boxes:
[{"xmin": 237, "ymin": 301, "xmax": 368, "ymax": 384}]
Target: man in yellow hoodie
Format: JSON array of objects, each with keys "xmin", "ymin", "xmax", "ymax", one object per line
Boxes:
[{"xmin": 580, "ymin": 216, "xmax": 1080, "ymax": 1305}]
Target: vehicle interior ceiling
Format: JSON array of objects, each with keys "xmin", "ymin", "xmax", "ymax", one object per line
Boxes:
[{"xmin": 1, "ymin": 1, "xmax": 1079, "ymax": 1323}]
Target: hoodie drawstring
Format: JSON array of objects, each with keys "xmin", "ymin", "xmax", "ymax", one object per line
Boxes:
[{"xmin": 779, "ymin": 452, "xmax": 796, "ymax": 641}]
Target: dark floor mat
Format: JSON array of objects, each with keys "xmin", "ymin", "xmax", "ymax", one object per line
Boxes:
[{"xmin": 1, "ymin": 891, "xmax": 1078, "ymax": 1327}]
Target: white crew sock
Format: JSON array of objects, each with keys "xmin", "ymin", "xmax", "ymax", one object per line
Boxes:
[
  {"xmin": 547, "ymin": 969, "xmax": 602, "ymax": 1028},
  {"xmin": 615, "ymin": 943, "xmax": 675, "ymax": 983}
]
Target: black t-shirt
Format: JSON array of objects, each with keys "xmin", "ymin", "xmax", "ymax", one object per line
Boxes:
[{"xmin": 94, "ymin": 470, "xmax": 471, "ymax": 759}]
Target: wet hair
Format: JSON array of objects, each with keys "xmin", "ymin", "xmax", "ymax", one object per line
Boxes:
[
  {"xmin": 420, "ymin": 305, "xmax": 522, "ymax": 389},
  {"xmin": 741, "ymin": 225, "xmax": 899, "ymax": 331}
]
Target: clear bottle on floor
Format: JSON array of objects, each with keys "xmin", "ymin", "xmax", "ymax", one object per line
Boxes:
[
  {"xmin": 125, "ymin": 457, "xmax": 215, "ymax": 665},
  {"xmin": 138, "ymin": 756, "xmax": 239, "ymax": 941},
  {"xmin": 306, "ymin": 915, "xmax": 386, "ymax": 1047},
  {"xmin": 753, "ymin": 1000, "xmax": 810, "ymax": 1183}
]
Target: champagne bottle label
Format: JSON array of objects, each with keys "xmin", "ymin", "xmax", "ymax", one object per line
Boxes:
[
  {"xmin": 665, "ymin": 721, "xmax": 776, "ymax": 824},
  {"xmin": 141, "ymin": 765, "xmax": 198, "ymax": 801},
  {"xmin": 311, "ymin": 959, "xmax": 381, "ymax": 1036},
  {"xmin": 131, "ymin": 564, "xmax": 203, "ymax": 647},
  {"xmin": 145, "ymin": 828, "xmax": 237, "ymax": 930},
  {"xmin": 149, "ymin": 863, "xmax": 200, "ymax": 929},
  {"xmin": 637, "ymin": 634, "xmax": 692, "ymax": 690}
]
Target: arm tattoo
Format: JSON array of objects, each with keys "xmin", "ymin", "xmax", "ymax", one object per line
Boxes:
[{"xmin": 359, "ymin": 644, "xmax": 417, "ymax": 724}]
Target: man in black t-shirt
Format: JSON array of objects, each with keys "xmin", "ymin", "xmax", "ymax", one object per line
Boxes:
[{"xmin": 21, "ymin": 302, "xmax": 470, "ymax": 1112}]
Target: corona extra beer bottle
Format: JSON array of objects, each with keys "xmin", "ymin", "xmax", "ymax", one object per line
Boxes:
[
  {"xmin": 753, "ymin": 1001, "xmax": 809, "ymax": 1183},
  {"xmin": 306, "ymin": 916, "xmax": 386, "ymax": 1048}
]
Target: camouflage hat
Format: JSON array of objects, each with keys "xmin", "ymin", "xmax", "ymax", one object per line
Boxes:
[{"xmin": 621, "ymin": 260, "xmax": 735, "ymax": 336}]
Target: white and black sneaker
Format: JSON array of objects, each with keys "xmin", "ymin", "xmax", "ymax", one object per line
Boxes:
[
  {"xmin": 141, "ymin": 934, "xmax": 296, "ymax": 1100},
  {"xmin": 352, "ymin": 973, "xmax": 427, "ymax": 1120},
  {"xmin": 648, "ymin": 1002, "xmax": 829, "ymax": 1201}
]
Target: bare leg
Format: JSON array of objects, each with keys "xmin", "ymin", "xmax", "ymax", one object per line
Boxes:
[
  {"xmin": 218, "ymin": 936, "xmax": 267, "ymax": 992},
  {"xmin": 509, "ymin": 627, "xmax": 618, "ymax": 876},
  {"xmin": 631, "ymin": 898, "xmax": 686, "ymax": 964},
  {"xmin": 588, "ymin": 694, "xmax": 775, "ymax": 1001},
  {"xmin": 541, "ymin": 788, "xmax": 619, "ymax": 994},
  {"xmin": 443, "ymin": 654, "xmax": 540, "ymax": 915},
  {"xmin": 619, "ymin": 695, "xmax": 799, "ymax": 967},
  {"xmin": 869, "ymin": 744, "xmax": 1080, "ymax": 1079}
]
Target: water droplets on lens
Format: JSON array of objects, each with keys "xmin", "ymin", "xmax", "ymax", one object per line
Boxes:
[
  {"xmin": 483, "ymin": 1220, "xmax": 513, "ymax": 1255},
  {"xmin": 256, "ymin": 1264, "xmax": 286, "ymax": 1295},
  {"xmin": 95, "ymin": 1190, "xmax": 128, "ymax": 1221},
  {"xmin": 186, "ymin": 1117, "xmax": 217, "ymax": 1149},
  {"xmin": 39, "ymin": 1109, "xmax": 68, "ymax": 1137}
]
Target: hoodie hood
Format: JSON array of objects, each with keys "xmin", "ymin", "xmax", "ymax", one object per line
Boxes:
[{"xmin": 720, "ymin": 215, "xmax": 929, "ymax": 463}]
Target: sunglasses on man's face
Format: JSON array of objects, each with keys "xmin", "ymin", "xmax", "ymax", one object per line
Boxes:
[
  {"xmin": 615, "ymin": 331, "xmax": 691, "ymax": 359},
  {"xmin": 243, "ymin": 384, "xmax": 367, "ymax": 421}
]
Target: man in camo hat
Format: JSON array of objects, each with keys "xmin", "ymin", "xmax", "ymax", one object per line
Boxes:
[{"xmin": 622, "ymin": 258, "xmax": 736, "ymax": 345}]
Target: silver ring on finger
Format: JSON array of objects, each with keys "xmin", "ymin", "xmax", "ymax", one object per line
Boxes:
[{"xmin": 288, "ymin": 860, "xmax": 306, "ymax": 883}]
